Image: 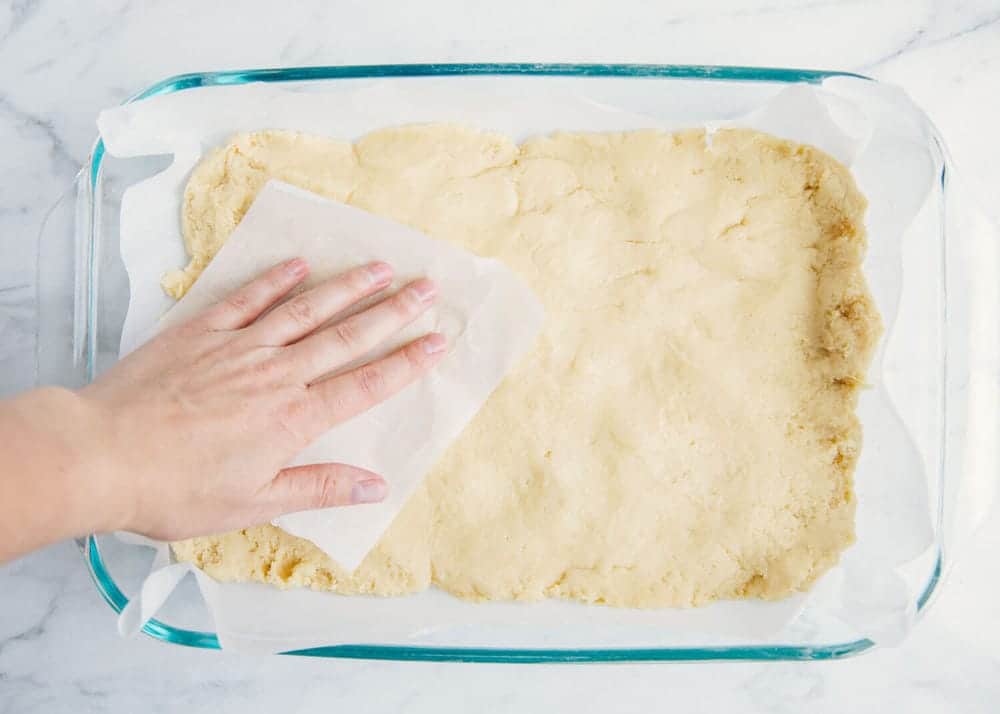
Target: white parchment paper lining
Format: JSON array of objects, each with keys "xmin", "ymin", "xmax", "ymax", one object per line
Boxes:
[{"xmin": 97, "ymin": 77, "xmax": 939, "ymax": 652}]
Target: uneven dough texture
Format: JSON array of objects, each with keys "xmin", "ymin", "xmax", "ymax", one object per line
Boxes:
[{"xmin": 170, "ymin": 126, "xmax": 880, "ymax": 607}]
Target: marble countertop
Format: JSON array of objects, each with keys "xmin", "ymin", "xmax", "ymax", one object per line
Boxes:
[{"xmin": 2, "ymin": 1, "xmax": 999, "ymax": 711}]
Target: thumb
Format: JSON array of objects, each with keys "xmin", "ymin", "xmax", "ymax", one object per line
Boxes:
[{"xmin": 262, "ymin": 463, "xmax": 388, "ymax": 517}]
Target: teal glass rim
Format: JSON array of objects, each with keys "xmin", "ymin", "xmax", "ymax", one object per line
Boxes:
[{"xmin": 80, "ymin": 63, "xmax": 944, "ymax": 663}]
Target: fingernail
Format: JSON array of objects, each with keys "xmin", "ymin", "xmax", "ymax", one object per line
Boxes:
[
  {"xmin": 351, "ymin": 477, "xmax": 387, "ymax": 504},
  {"xmin": 286, "ymin": 258, "xmax": 308, "ymax": 278},
  {"xmin": 409, "ymin": 278, "xmax": 437, "ymax": 304},
  {"xmin": 366, "ymin": 261, "xmax": 393, "ymax": 287},
  {"xmin": 422, "ymin": 332, "xmax": 447, "ymax": 354}
]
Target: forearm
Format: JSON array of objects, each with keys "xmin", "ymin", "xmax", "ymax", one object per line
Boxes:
[{"xmin": 0, "ymin": 388, "xmax": 124, "ymax": 562}]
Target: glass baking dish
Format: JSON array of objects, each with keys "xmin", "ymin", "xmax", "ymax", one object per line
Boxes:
[{"xmin": 34, "ymin": 63, "xmax": 998, "ymax": 662}]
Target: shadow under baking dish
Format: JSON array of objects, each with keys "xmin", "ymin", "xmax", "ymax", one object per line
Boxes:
[{"xmin": 40, "ymin": 63, "xmax": 954, "ymax": 662}]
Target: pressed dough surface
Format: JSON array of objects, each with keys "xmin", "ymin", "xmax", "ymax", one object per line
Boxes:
[{"xmin": 170, "ymin": 126, "xmax": 880, "ymax": 607}]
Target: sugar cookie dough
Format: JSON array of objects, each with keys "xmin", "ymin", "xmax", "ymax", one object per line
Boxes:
[{"xmin": 170, "ymin": 126, "xmax": 880, "ymax": 607}]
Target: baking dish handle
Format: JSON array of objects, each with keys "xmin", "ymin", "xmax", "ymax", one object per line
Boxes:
[
  {"xmin": 36, "ymin": 170, "xmax": 92, "ymax": 389},
  {"xmin": 940, "ymin": 161, "xmax": 1000, "ymax": 563}
]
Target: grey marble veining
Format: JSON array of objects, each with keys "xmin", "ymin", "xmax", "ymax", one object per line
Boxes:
[{"xmin": 1, "ymin": 1, "xmax": 999, "ymax": 712}]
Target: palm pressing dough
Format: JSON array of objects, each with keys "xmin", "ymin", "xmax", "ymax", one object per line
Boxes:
[{"xmin": 170, "ymin": 125, "xmax": 880, "ymax": 607}]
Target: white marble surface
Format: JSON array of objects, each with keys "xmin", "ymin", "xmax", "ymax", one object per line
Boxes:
[{"xmin": 1, "ymin": 1, "xmax": 999, "ymax": 711}]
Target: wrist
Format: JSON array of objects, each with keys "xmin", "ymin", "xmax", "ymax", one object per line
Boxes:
[
  {"xmin": 24, "ymin": 387, "xmax": 130, "ymax": 535},
  {"xmin": 0, "ymin": 387, "xmax": 126, "ymax": 561},
  {"xmin": 63, "ymin": 387, "xmax": 137, "ymax": 534}
]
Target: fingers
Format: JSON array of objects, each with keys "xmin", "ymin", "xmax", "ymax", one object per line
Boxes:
[
  {"xmin": 249, "ymin": 261, "xmax": 394, "ymax": 346},
  {"xmin": 309, "ymin": 332, "xmax": 447, "ymax": 423},
  {"xmin": 262, "ymin": 463, "xmax": 388, "ymax": 515},
  {"xmin": 287, "ymin": 278, "xmax": 437, "ymax": 381},
  {"xmin": 197, "ymin": 258, "xmax": 310, "ymax": 330}
]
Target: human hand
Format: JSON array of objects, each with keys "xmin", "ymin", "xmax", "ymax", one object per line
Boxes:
[{"xmin": 76, "ymin": 258, "xmax": 445, "ymax": 541}]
